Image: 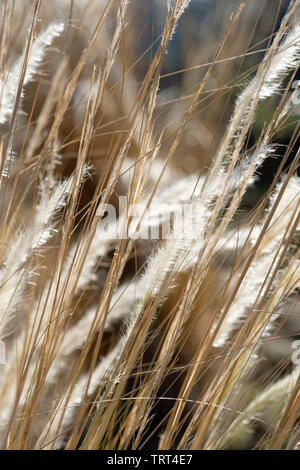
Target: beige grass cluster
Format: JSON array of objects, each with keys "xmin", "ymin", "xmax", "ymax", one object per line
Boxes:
[{"xmin": 0, "ymin": 0, "xmax": 300, "ymax": 450}]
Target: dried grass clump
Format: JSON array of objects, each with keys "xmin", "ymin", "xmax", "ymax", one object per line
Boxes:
[{"xmin": 0, "ymin": 0, "xmax": 300, "ymax": 450}]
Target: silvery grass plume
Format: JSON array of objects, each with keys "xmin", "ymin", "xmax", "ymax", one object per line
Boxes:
[
  {"xmin": 0, "ymin": 168, "xmax": 90, "ymax": 427},
  {"xmin": 0, "ymin": 22, "xmax": 64, "ymax": 125},
  {"xmin": 0, "ymin": 1, "xmax": 197, "ymax": 448},
  {"xmin": 0, "ymin": 175, "xmax": 73, "ymax": 343}
]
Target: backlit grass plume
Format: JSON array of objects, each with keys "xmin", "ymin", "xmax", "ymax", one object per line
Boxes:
[{"xmin": 0, "ymin": 0, "xmax": 299, "ymax": 451}]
